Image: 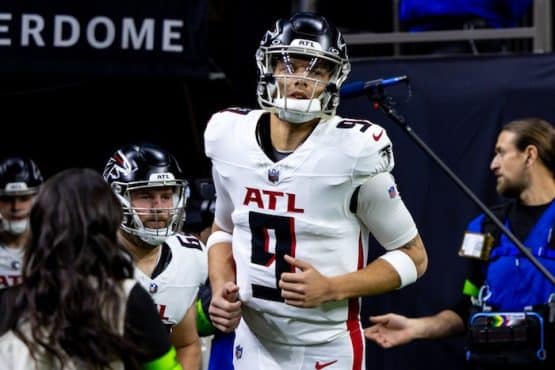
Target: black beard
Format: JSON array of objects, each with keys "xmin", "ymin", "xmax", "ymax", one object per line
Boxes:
[
  {"xmin": 498, "ymin": 184, "xmax": 524, "ymax": 199},
  {"xmin": 122, "ymin": 230, "xmax": 159, "ymax": 249}
]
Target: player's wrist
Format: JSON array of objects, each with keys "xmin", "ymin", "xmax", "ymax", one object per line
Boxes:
[
  {"xmin": 408, "ymin": 318, "xmax": 428, "ymax": 340},
  {"xmin": 208, "ymin": 277, "xmax": 227, "ymax": 296},
  {"xmin": 327, "ymin": 276, "xmax": 344, "ymax": 301}
]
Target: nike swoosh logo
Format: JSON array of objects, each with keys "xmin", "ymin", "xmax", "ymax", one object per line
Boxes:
[
  {"xmin": 372, "ymin": 130, "xmax": 384, "ymax": 141},
  {"xmin": 315, "ymin": 360, "xmax": 338, "ymax": 369}
]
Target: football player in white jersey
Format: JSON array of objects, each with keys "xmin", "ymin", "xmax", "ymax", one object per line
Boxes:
[
  {"xmin": 0, "ymin": 156, "xmax": 43, "ymax": 290},
  {"xmin": 104, "ymin": 143, "xmax": 207, "ymax": 370},
  {"xmin": 204, "ymin": 12, "xmax": 429, "ymax": 370}
]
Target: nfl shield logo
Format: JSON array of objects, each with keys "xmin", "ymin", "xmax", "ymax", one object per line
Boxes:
[
  {"xmin": 235, "ymin": 344, "xmax": 243, "ymax": 359},
  {"xmin": 149, "ymin": 282, "xmax": 158, "ymax": 293},
  {"xmin": 11, "ymin": 260, "xmax": 20, "ymax": 270},
  {"xmin": 268, "ymin": 167, "xmax": 280, "ymax": 184}
]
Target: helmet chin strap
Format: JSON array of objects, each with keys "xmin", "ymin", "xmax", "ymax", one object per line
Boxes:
[
  {"xmin": 274, "ymin": 97, "xmax": 322, "ymax": 124},
  {"xmin": 1, "ymin": 219, "xmax": 28, "ymax": 235}
]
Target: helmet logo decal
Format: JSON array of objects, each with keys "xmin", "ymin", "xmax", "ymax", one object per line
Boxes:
[
  {"xmin": 291, "ymin": 39, "xmax": 323, "ymax": 50},
  {"xmin": 103, "ymin": 150, "xmax": 135, "ymax": 181},
  {"xmin": 5, "ymin": 182, "xmax": 29, "ymax": 192},
  {"xmin": 263, "ymin": 21, "xmax": 281, "ymax": 46},
  {"xmin": 148, "ymin": 173, "xmax": 175, "ymax": 181}
]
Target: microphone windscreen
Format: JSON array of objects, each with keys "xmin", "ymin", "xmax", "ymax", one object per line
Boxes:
[{"xmin": 339, "ymin": 81, "xmax": 365, "ymax": 98}]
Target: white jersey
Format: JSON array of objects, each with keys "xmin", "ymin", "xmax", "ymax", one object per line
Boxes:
[
  {"xmin": 0, "ymin": 244, "xmax": 23, "ymax": 289},
  {"xmin": 205, "ymin": 108, "xmax": 415, "ymax": 345},
  {"xmin": 134, "ymin": 233, "xmax": 207, "ymax": 327}
]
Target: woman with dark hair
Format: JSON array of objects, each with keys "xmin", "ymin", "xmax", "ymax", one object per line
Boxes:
[{"xmin": 0, "ymin": 168, "xmax": 182, "ymax": 370}]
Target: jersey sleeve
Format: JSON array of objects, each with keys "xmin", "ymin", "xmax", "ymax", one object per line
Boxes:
[
  {"xmin": 204, "ymin": 108, "xmax": 251, "ymax": 161},
  {"xmin": 352, "ymin": 124, "xmax": 395, "ymax": 186},
  {"xmin": 355, "ymin": 172, "xmax": 417, "ymax": 249},
  {"xmin": 173, "ymin": 234, "xmax": 209, "ymax": 286},
  {"xmin": 204, "ymin": 109, "xmax": 237, "ymax": 233},
  {"xmin": 212, "ymin": 166, "xmax": 234, "ymax": 232},
  {"xmin": 204, "ymin": 111, "xmax": 225, "ymax": 160},
  {"xmin": 195, "ymin": 242, "xmax": 209, "ymax": 286}
]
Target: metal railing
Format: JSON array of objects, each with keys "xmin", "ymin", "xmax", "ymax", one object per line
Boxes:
[{"xmin": 343, "ymin": 0, "xmax": 552, "ymax": 54}]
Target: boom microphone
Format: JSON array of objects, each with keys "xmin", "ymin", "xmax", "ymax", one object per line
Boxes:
[{"xmin": 340, "ymin": 75, "xmax": 409, "ymax": 98}]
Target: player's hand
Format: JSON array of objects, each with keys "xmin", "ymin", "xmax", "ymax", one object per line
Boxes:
[
  {"xmin": 364, "ymin": 313, "xmax": 415, "ymax": 348},
  {"xmin": 278, "ymin": 254, "xmax": 332, "ymax": 308},
  {"xmin": 208, "ymin": 281, "xmax": 241, "ymax": 333}
]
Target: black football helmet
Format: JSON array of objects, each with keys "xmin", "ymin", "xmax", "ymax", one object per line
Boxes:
[
  {"xmin": 0, "ymin": 156, "xmax": 43, "ymax": 196},
  {"xmin": 0, "ymin": 156, "xmax": 43, "ymax": 234},
  {"xmin": 103, "ymin": 143, "xmax": 188, "ymax": 246},
  {"xmin": 256, "ymin": 12, "xmax": 351, "ymax": 123}
]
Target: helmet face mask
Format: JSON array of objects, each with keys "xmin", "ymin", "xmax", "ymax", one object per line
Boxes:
[
  {"xmin": 103, "ymin": 145, "xmax": 189, "ymax": 247},
  {"xmin": 113, "ymin": 180, "xmax": 188, "ymax": 246},
  {"xmin": 256, "ymin": 13, "xmax": 351, "ymax": 124}
]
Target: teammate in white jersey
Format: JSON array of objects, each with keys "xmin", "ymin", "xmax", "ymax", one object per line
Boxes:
[
  {"xmin": 204, "ymin": 12, "xmax": 429, "ymax": 370},
  {"xmin": 0, "ymin": 156, "xmax": 43, "ymax": 289},
  {"xmin": 104, "ymin": 143, "xmax": 207, "ymax": 370}
]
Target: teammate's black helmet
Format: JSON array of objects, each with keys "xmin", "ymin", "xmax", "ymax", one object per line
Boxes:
[
  {"xmin": 103, "ymin": 143, "xmax": 188, "ymax": 245},
  {"xmin": 0, "ymin": 156, "xmax": 43, "ymax": 196}
]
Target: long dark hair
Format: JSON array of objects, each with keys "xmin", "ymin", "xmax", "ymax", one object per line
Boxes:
[{"xmin": 13, "ymin": 168, "xmax": 140, "ymax": 369}]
